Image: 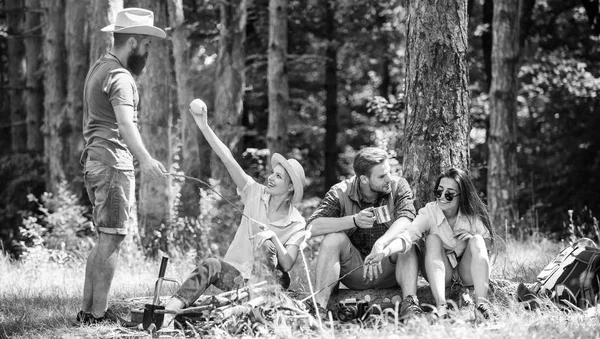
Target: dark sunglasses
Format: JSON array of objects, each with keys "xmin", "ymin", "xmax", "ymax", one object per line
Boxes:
[{"xmin": 433, "ymin": 189, "xmax": 460, "ymax": 201}]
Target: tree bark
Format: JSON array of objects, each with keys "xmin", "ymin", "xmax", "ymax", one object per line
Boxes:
[
  {"xmin": 138, "ymin": 0, "xmax": 173, "ymax": 255},
  {"xmin": 267, "ymin": 0, "xmax": 289, "ymax": 157},
  {"xmin": 213, "ymin": 0, "xmax": 246, "ymax": 198},
  {"xmin": 167, "ymin": 0, "xmax": 212, "ymax": 258},
  {"xmin": 65, "ymin": 0, "xmax": 89, "ymax": 196},
  {"xmin": 324, "ymin": 0, "xmax": 338, "ymax": 193},
  {"xmin": 482, "ymin": 0, "xmax": 493, "ymax": 92},
  {"xmin": 88, "ymin": 0, "xmax": 123, "ymax": 63},
  {"xmin": 7, "ymin": 0, "xmax": 26, "ymax": 153},
  {"xmin": 24, "ymin": 0, "xmax": 44, "ymax": 153},
  {"xmin": 487, "ymin": 0, "xmax": 522, "ymax": 230},
  {"xmin": 41, "ymin": 0, "xmax": 67, "ymax": 194},
  {"xmin": 402, "ymin": 0, "xmax": 470, "ymax": 210}
]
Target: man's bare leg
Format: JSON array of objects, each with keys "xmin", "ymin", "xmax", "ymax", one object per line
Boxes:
[{"xmin": 86, "ymin": 232, "xmax": 125, "ymax": 318}]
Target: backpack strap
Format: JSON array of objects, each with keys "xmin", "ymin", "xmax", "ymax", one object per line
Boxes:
[{"xmin": 580, "ymin": 250, "xmax": 600, "ymax": 308}]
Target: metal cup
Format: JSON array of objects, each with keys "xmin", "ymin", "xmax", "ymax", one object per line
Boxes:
[{"xmin": 373, "ymin": 206, "xmax": 391, "ymax": 224}]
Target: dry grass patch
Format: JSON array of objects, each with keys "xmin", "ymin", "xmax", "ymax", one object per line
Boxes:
[{"xmin": 2, "ymin": 237, "xmax": 600, "ymax": 338}]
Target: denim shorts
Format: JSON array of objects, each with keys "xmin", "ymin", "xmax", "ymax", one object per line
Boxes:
[{"xmin": 83, "ymin": 160, "xmax": 135, "ymax": 235}]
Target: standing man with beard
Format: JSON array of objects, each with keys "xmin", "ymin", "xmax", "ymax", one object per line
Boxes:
[
  {"xmin": 306, "ymin": 147, "xmax": 422, "ymax": 319},
  {"xmin": 77, "ymin": 8, "xmax": 167, "ymax": 324}
]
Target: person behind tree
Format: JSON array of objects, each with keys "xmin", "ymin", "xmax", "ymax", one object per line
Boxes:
[
  {"xmin": 307, "ymin": 147, "xmax": 422, "ymax": 319},
  {"xmin": 365, "ymin": 167, "xmax": 495, "ymax": 320},
  {"xmin": 161, "ymin": 101, "xmax": 308, "ymax": 328}
]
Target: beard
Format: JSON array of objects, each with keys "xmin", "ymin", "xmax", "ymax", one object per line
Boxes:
[
  {"xmin": 369, "ymin": 181, "xmax": 392, "ymax": 194},
  {"xmin": 127, "ymin": 47, "xmax": 148, "ymax": 76}
]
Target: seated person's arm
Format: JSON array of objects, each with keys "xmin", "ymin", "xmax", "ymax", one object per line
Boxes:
[
  {"xmin": 307, "ymin": 189, "xmax": 351, "ymax": 236},
  {"xmin": 386, "ymin": 212, "xmax": 431, "ymax": 255},
  {"xmin": 372, "ymin": 179, "xmax": 417, "ymax": 248},
  {"xmin": 272, "ymin": 239, "xmax": 300, "ymax": 272},
  {"xmin": 308, "ymin": 188, "xmax": 374, "ymax": 236}
]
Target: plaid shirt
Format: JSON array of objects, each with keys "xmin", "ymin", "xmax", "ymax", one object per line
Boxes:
[{"xmin": 308, "ymin": 176, "xmax": 416, "ymax": 257}]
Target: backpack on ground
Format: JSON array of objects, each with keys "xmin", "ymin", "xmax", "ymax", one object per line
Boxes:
[{"xmin": 517, "ymin": 238, "xmax": 600, "ymax": 310}]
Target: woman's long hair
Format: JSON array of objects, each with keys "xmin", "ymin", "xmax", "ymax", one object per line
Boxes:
[{"xmin": 434, "ymin": 168, "xmax": 495, "ymax": 244}]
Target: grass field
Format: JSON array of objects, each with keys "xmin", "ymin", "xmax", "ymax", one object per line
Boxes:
[{"xmin": 1, "ymin": 237, "xmax": 600, "ymax": 339}]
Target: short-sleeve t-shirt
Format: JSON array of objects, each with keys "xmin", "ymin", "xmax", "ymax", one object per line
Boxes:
[
  {"xmin": 81, "ymin": 54, "xmax": 139, "ymax": 170},
  {"xmin": 223, "ymin": 176, "xmax": 307, "ymax": 278}
]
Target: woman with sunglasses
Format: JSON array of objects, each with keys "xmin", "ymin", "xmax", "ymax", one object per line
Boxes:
[{"xmin": 364, "ymin": 167, "xmax": 495, "ymax": 320}]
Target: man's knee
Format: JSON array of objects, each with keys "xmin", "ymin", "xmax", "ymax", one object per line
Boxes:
[
  {"xmin": 320, "ymin": 232, "xmax": 349, "ymax": 251},
  {"xmin": 96, "ymin": 232, "xmax": 125, "ymax": 253}
]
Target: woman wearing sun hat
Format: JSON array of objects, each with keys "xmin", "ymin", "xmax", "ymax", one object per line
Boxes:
[{"xmin": 161, "ymin": 99, "xmax": 308, "ymax": 329}]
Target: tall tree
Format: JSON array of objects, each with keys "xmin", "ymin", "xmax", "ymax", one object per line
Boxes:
[
  {"xmin": 168, "ymin": 0, "xmax": 202, "ymax": 217},
  {"xmin": 213, "ymin": 0, "xmax": 246, "ymax": 197},
  {"xmin": 65, "ymin": 0, "xmax": 89, "ymax": 195},
  {"xmin": 323, "ymin": 0, "xmax": 339, "ymax": 192},
  {"xmin": 88, "ymin": 0, "xmax": 123, "ymax": 63},
  {"xmin": 7, "ymin": 0, "xmax": 25, "ymax": 153},
  {"xmin": 138, "ymin": 0, "xmax": 173, "ymax": 254},
  {"xmin": 402, "ymin": 0, "xmax": 470, "ymax": 209},
  {"xmin": 41, "ymin": 0, "xmax": 67, "ymax": 194},
  {"xmin": 24, "ymin": 0, "xmax": 44, "ymax": 153},
  {"xmin": 167, "ymin": 0, "xmax": 212, "ymax": 259},
  {"xmin": 267, "ymin": 0, "xmax": 289, "ymax": 156},
  {"xmin": 487, "ymin": 0, "xmax": 522, "ymax": 229}
]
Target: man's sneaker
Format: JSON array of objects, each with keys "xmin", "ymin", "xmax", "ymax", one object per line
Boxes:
[
  {"xmin": 399, "ymin": 295, "xmax": 423, "ymax": 319},
  {"xmin": 474, "ymin": 302, "xmax": 492, "ymax": 321},
  {"xmin": 84, "ymin": 308, "xmax": 130, "ymax": 326}
]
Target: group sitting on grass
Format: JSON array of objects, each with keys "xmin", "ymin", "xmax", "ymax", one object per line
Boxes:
[{"xmin": 157, "ymin": 105, "xmax": 495, "ymax": 328}]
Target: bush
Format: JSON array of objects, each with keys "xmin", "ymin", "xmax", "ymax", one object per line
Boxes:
[{"xmin": 18, "ymin": 182, "xmax": 93, "ymax": 265}]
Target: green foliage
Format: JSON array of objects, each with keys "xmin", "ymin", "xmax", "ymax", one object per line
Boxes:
[
  {"xmin": 564, "ymin": 207, "xmax": 600, "ymax": 245},
  {"xmin": 17, "ymin": 182, "xmax": 92, "ymax": 265},
  {"xmin": 0, "ymin": 154, "xmax": 46, "ymax": 256}
]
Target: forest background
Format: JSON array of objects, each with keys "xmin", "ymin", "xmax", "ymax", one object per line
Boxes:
[{"xmin": 1, "ymin": 0, "xmax": 600, "ymax": 263}]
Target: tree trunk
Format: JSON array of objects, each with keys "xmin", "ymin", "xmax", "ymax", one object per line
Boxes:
[
  {"xmin": 88, "ymin": 0, "xmax": 123, "ymax": 63},
  {"xmin": 65, "ymin": 0, "xmax": 89, "ymax": 196},
  {"xmin": 138, "ymin": 0, "xmax": 173, "ymax": 255},
  {"xmin": 267, "ymin": 0, "xmax": 289, "ymax": 157},
  {"xmin": 41, "ymin": 0, "xmax": 67, "ymax": 195},
  {"xmin": 24, "ymin": 0, "xmax": 44, "ymax": 153},
  {"xmin": 167, "ymin": 0, "xmax": 211, "ymax": 258},
  {"xmin": 324, "ymin": 0, "xmax": 338, "ymax": 193},
  {"xmin": 402, "ymin": 0, "xmax": 470, "ymax": 210},
  {"xmin": 7, "ymin": 0, "xmax": 26, "ymax": 153},
  {"xmin": 213, "ymin": 0, "xmax": 246, "ymax": 198},
  {"xmin": 482, "ymin": 0, "xmax": 493, "ymax": 92},
  {"xmin": 487, "ymin": 0, "xmax": 522, "ymax": 230}
]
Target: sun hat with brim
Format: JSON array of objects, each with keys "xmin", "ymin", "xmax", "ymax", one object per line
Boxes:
[
  {"xmin": 271, "ymin": 153, "xmax": 307, "ymax": 205},
  {"xmin": 101, "ymin": 8, "xmax": 166, "ymax": 39}
]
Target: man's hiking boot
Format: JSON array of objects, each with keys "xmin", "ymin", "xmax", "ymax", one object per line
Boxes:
[
  {"xmin": 75, "ymin": 308, "xmax": 129, "ymax": 326},
  {"xmin": 474, "ymin": 302, "xmax": 492, "ymax": 321},
  {"xmin": 75, "ymin": 311, "xmax": 93, "ymax": 325},
  {"xmin": 399, "ymin": 295, "xmax": 423, "ymax": 319}
]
